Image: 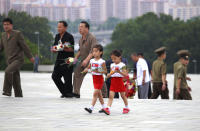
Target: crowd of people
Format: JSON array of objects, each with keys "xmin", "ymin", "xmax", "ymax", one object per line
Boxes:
[{"xmin": 0, "ymin": 18, "xmax": 192, "ymax": 115}]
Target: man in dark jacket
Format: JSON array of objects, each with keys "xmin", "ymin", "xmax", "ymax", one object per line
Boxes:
[{"xmin": 51, "ymin": 21, "xmax": 74, "ymax": 98}]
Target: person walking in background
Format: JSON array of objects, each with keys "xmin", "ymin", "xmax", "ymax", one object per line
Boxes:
[
  {"xmin": 174, "ymin": 50, "xmax": 192, "ymax": 100},
  {"xmin": 51, "ymin": 21, "xmax": 74, "ymax": 98},
  {"xmin": 173, "ymin": 50, "xmax": 192, "ymax": 99},
  {"xmin": 133, "ymin": 52, "xmax": 152, "ymax": 99},
  {"xmin": 82, "ymin": 44, "xmax": 107, "ymax": 113},
  {"xmin": 173, "ymin": 60, "xmax": 182, "ymax": 99},
  {"xmin": 0, "ymin": 18, "xmax": 34, "ymax": 97},
  {"xmin": 73, "ymin": 21, "xmax": 98, "ymax": 98},
  {"xmin": 33, "ymin": 54, "xmax": 39, "ymax": 73},
  {"xmin": 131, "ymin": 53, "xmax": 150, "ymax": 99},
  {"xmin": 151, "ymin": 47, "xmax": 169, "ymax": 99}
]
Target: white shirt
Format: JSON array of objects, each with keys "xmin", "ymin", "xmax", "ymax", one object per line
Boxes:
[
  {"xmin": 136, "ymin": 58, "xmax": 150, "ymax": 86},
  {"xmin": 110, "ymin": 62, "xmax": 126, "ymax": 77},
  {"xmin": 90, "ymin": 58, "xmax": 105, "ymax": 75}
]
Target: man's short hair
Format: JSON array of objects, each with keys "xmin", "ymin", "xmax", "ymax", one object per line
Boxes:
[
  {"xmin": 3, "ymin": 18, "xmax": 13, "ymax": 24},
  {"xmin": 58, "ymin": 21, "xmax": 68, "ymax": 27},
  {"xmin": 137, "ymin": 52, "xmax": 144, "ymax": 57},
  {"xmin": 131, "ymin": 52, "xmax": 137, "ymax": 56},
  {"xmin": 80, "ymin": 21, "xmax": 90, "ymax": 30}
]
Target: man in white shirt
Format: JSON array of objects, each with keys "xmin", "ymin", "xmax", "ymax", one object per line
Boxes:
[{"xmin": 131, "ymin": 53, "xmax": 150, "ymax": 99}]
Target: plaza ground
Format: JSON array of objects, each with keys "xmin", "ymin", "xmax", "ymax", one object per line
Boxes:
[{"xmin": 0, "ymin": 72, "xmax": 200, "ymax": 131}]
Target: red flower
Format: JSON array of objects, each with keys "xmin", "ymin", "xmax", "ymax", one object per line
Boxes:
[
  {"xmin": 66, "ymin": 59, "xmax": 70, "ymax": 64},
  {"xmin": 115, "ymin": 67, "xmax": 119, "ymax": 70}
]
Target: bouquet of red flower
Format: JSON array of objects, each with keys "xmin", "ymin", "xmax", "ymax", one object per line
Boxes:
[
  {"xmin": 60, "ymin": 57, "xmax": 78, "ymax": 67},
  {"xmin": 64, "ymin": 57, "xmax": 78, "ymax": 67},
  {"xmin": 52, "ymin": 43, "xmax": 64, "ymax": 51},
  {"xmin": 81, "ymin": 67, "xmax": 104, "ymax": 74},
  {"xmin": 52, "ymin": 40, "xmax": 73, "ymax": 52},
  {"xmin": 105, "ymin": 66, "xmax": 127, "ymax": 80},
  {"xmin": 65, "ymin": 57, "xmax": 75, "ymax": 65},
  {"xmin": 125, "ymin": 78, "xmax": 137, "ymax": 98}
]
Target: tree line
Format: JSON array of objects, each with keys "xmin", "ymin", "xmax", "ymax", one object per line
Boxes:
[
  {"xmin": 1, "ymin": 11, "xmax": 199, "ymax": 73},
  {"xmin": 0, "ymin": 10, "xmax": 54, "ymax": 70},
  {"xmin": 104, "ymin": 12, "xmax": 200, "ymax": 73}
]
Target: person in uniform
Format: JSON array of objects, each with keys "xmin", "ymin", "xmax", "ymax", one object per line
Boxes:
[
  {"xmin": 173, "ymin": 51, "xmax": 191, "ymax": 99},
  {"xmin": 51, "ymin": 21, "xmax": 74, "ymax": 98},
  {"xmin": 73, "ymin": 21, "xmax": 98, "ymax": 98},
  {"xmin": 151, "ymin": 47, "xmax": 169, "ymax": 99},
  {"xmin": 0, "ymin": 18, "xmax": 34, "ymax": 97},
  {"xmin": 174, "ymin": 50, "xmax": 192, "ymax": 100},
  {"xmin": 173, "ymin": 60, "xmax": 182, "ymax": 99}
]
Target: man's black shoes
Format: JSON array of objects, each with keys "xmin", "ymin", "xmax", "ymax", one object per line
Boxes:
[
  {"xmin": 60, "ymin": 95, "xmax": 65, "ymax": 98},
  {"xmin": 73, "ymin": 93, "xmax": 80, "ymax": 98},
  {"xmin": 60, "ymin": 93, "xmax": 74, "ymax": 98},
  {"xmin": 65, "ymin": 93, "xmax": 74, "ymax": 98},
  {"xmin": 60, "ymin": 93, "xmax": 80, "ymax": 98},
  {"xmin": 2, "ymin": 92, "xmax": 11, "ymax": 97}
]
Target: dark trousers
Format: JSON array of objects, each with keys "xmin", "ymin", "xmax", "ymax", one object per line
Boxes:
[
  {"xmin": 106, "ymin": 78, "xmax": 119, "ymax": 98},
  {"xmin": 148, "ymin": 83, "xmax": 152, "ymax": 99},
  {"xmin": 52, "ymin": 63, "xmax": 73, "ymax": 96},
  {"xmin": 33, "ymin": 63, "xmax": 38, "ymax": 72},
  {"xmin": 173, "ymin": 87, "xmax": 176, "ymax": 99},
  {"xmin": 151, "ymin": 82, "xmax": 169, "ymax": 99},
  {"xmin": 175, "ymin": 88, "xmax": 192, "ymax": 100},
  {"xmin": 3, "ymin": 60, "xmax": 23, "ymax": 97}
]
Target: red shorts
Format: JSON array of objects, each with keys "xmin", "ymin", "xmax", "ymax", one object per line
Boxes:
[
  {"xmin": 93, "ymin": 75, "xmax": 104, "ymax": 90},
  {"xmin": 110, "ymin": 77, "xmax": 126, "ymax": 92}
]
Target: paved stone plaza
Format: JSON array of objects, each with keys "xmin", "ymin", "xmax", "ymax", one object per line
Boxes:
[{"xmin": 0, "ymin": 72, "xmax": 200, "ymax": 131}]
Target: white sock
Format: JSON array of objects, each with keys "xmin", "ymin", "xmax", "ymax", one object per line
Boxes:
[
  {"xmin": 107, "ymin": 106, "xmax": 111, "ymax": 110},
  {"xmin": 125, "ymin": 105, "xmax": 129, "ymax": 109},
  {"xmin": 101, "ymin": 104, "xmax": 106, "ymax": 109},
  {"xmin": 90, "ymin": 105, "xmax": 94, "ymax": 110}
]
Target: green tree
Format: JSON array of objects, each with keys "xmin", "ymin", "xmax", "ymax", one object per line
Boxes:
[
  {"xmin": 104, "ymin": 12, "xmax": 200, "ymax": 73},
  {"xmin": 0, "ymin": 10, "xmax": 54, "ymax": 63},
  {"xmin": 0, "ymin": 10, "xmax": 54, "ymax": 70}
]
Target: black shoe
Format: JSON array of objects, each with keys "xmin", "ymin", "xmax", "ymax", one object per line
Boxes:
[
  {"xmin": 73, "ymin": 93, "xmax": 80, "ymax": 98},
  {"xmin": 99, "ymin": 109, "xmax": 104, "ymax": 113},
  {"xmin": 60, "ymin": 95, "xmax": 65, "ymax": 98},
  {"xmin": 2, "ymin": 92, "xmax": 11, "ymax": 96},
  {"xmin": 65, "ymin": 93, "xmax": 74, "ymax": 98},
  {"xmin": 84, "ymin": 108, "xmax": 92, "ymax": 113}
]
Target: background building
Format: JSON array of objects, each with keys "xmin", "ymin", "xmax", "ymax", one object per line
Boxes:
[{"xmin": 0, "ymin": 0, "xmax": 200, "ymax": 22}]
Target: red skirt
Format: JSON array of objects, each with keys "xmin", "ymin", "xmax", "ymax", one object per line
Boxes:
[
  {"xmin": 93, "ymin": 75, "xmax": 104, "ymax": 89},
  {"xmin": 110, "ymin": 77, "xmax": 126, "ymax": 92}
]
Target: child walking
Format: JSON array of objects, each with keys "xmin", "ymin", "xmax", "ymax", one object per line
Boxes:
[
  {"xmin": 103, "ymin": 50, "xmax": 130, "ymax": 115},
  {"xmin": 82, "ymin": 44, "xmax": 107, "ymax": 113}
]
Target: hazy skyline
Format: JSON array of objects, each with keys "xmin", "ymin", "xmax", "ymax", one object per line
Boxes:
[{"xmin": 1, "ymin": 0, "xmax": 200, "ymax": 22}]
